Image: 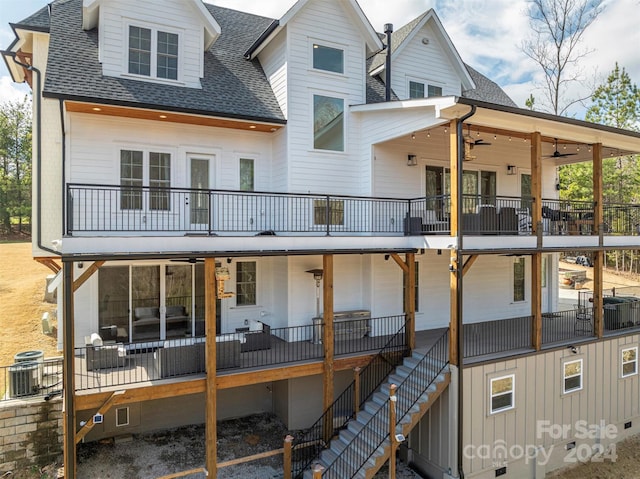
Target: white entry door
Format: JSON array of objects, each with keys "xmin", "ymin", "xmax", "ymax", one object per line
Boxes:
[{"xmin": 188, "ymin": 156, "xmax": 214, "ymax": 230}]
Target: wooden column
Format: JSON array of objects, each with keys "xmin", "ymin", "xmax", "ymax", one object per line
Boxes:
[
  {"xmin": 593, "ymin": 143, "xmax": 604, "ymax": 337},
  {"xmin": 531, "ymin": 253, "xmax": 542, "ymax": 350},
  {"xmin": 283, "ymin": 435, "xmax": 293, "ymax": 479},
  {"xmin": 205, "ymin": 258, "xmax": 217, "ymax": 478},
  {"xmin": 322, "ymin": 254, "xmax": 334, "ymax": 442},
  {"xmin": 405, "ymin": 253, "xmax": 416, "ymax": 352},
  {"xmin": 62, "ymin": 262, "xmax": 76, "ymax": 479},
  {"xmin": 449, "ymin": 119, "xmax": 459, "ymax": 366},
  {"xmin": 530, "ymin": 132, "xmax": 543, "ymax": 350}
]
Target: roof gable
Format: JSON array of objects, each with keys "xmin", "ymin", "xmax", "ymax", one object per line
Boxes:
[
  {"xmin": 82, "ymin": 0, "xmax": 221, "ymax": 49},
  {"xmin": 370, "ymin": 9, "xmax": 475, "ymax": 92},
  {"xmin": 245, "ymin": 0, "xmax": 383, "ymax": 60}
]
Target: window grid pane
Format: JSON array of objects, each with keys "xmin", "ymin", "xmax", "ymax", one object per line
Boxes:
[
  {"xmin": 149, "ymin": 152, "xmax": 171, "ymax": 210},
  {"xmin": 513, "ymin": 258, "xmax": 525, "ymax": 302},
  {"xmin": 120, "ymin": 150, "xmax": 143, "ymax": 210},
  {"xmin": 427, "ymin": 85, "xmax": 443, "ymax": 97},
  {"xmin": 157, "ymin": 31, "xmax": 178, "ymax": 80},
  {"xmin": 490, "ymin": 376, "xmax": 514, "ymax": 413},
  {"xmin": 313, "ymin": 44, "xmax": 344, "ymax": 73},
  {"xmin": 563, "ymin": 360, "xmax": 582, "ymax": 393},
  {"xmin": 409, "ymin": 81, "xmax": 425, "ymax": 99},
  {"xmin": 129, "ymin": 26, "xmax": 151, "ymax": 76},
  {"xmin": 622, "ymin": 347, "xmax": 637, "ymax": 377},
  {"xmin": 236, "ymin": 262, "xmax": 257, "ymax": 306}
]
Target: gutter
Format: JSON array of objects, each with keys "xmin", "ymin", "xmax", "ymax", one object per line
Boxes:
[
  {"xmin": 455, "ymin": 104, "xmax": 476, "ymax": 479},
  {"xmin": 243, "ymin": 19, "xmax": 279, "ymax": 60},
  {"xmin": 9, "ymin": 53, "xmax": 59, "ymax": 255}
]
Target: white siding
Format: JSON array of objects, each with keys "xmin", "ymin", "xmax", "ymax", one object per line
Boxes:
[
  {"xmin": 285, "ymin": 0, "xmax": 368, "ymax": 195},
  {"xmin": 392, "ymin": 22, "xmax": 463, "ymax": 100},
  {"xmin": 258, "ymin": 29, "xmax": 288, "ymax": 118},
  {"xmin": 462, "ymin": 337, "xmax": 640, "ymax": 478},
  {"xmin": 99, "ymin": 0, "xmax": 205, "ymax": 88}
]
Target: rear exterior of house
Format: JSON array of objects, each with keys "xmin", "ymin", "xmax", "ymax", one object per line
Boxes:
[{"xmin": 4, "ymin": 0, "xmax": 640, "ymax": 478}]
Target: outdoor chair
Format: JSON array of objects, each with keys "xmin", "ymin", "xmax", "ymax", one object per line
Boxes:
[{"xmin": 574, "ymin": 305, "xmax": 593, "ymax": 334}]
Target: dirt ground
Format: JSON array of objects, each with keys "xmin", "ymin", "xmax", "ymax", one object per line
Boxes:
[{"xmin": 3, "ymin": 242, "xmax": 640, "ymax": 478}]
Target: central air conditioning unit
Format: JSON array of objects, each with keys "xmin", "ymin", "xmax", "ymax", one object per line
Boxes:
[{"xmin": 9, "ymin": 361, "xmax": 40, "ymax": 398}]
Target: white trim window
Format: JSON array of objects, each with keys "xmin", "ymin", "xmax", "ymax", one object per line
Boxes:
[
  {"xmin": 127, "ymin": 24, "xmax": 180, "ymax": 81},
  {"xmin": 115, "ymin": 407, "xmax": 130, "ymax": 427},
  {"xmin": 239, "ymin": 158, "xmax": 255, "ymax": 192},
  {"xmin": 120, "ymin": 149, "xmax": 171, "ymax": 211},
  {"xmin": 513, "ymin": 257, "xmax": 525, "ymax": 303},
  {"xmin": 312, "ymin": 43, "xmax": 344, "ymax": 74},
  {"xmin": 313, "ymin": 94, "xmax": 345, "ymax": 152},
  {"xmin": 622, "ymin": 346, "xmax": 638, "ymax": 378},
  {"xmin": 236, "ymin": 261, "xmax": 257, "ymax": 306},
  {"xmin": 408, "ymin": 79, "xmax": 443, "ymax": 99},
  {"xmin": 490, "ymin": 374, "xmax": 514, "ymax": 414},
  {"xmin": 563, "ymin": 359, "xmax": 583, "ymax": 394}
]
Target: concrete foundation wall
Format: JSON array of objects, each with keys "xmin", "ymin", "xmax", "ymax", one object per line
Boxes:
[{"xmin": 0, "ymin": 399, "xmax": 63, "ymax": 473}]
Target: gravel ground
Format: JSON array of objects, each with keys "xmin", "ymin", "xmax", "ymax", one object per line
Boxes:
[{"xmin": 75, "ymin": 413, "xmax": 422, "ymax": 479}]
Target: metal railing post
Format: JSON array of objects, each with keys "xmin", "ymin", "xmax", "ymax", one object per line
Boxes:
[
  {"xmin": 208, "ymin": 190, "xmax": 213, "ymax": 236},
  {"xmin": 354, "ymin": 367, "xmax": 361, "ymax": 417},
  {"xmin": 325, "ymin": 195, "xmax": 331, "ymax": 236}
]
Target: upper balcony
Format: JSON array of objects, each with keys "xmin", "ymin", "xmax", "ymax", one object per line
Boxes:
[{"xmin": 63, "ymin": 184, "xmax": 640, "ymax": 255}]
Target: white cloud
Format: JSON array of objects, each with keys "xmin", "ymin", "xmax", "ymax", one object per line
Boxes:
[{"xmin": 0, "ymin": 75, "xmax": 31, "ymax": 104}]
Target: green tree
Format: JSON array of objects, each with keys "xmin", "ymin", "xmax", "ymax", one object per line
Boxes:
[{"xmin": 0, "ymin": 97, "xmax": 32, "ymax": 234}]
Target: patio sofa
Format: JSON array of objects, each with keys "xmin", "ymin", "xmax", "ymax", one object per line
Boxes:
[
  {"xmin": 85, "ymin": 333, "xmax": 126, "ymax": 371},
  {"xmin": 241, "ymin": 320, "xmax": 272, "ymax": 352},
  {"xmin": 155, "ymin": 335, "xmax": 242, "ymax": 378}
]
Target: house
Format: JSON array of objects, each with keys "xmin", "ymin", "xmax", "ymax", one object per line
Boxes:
[{"xmin": 4, "ymin": 0, "xmax": 640, "ymax": 477}]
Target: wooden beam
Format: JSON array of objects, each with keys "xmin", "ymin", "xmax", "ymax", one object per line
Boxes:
[
  {"xmin": 462, "ymin": 255, "xmax": 478, "ymax": 276},
  {"xmin": 35, "ymin": 257, "xmax": 61, "ymax": 274},
  {"xmin": 218, "ymin": 448, "xmax": 285, "ymax": 468},
  {"xmin": 204, "ymin": 257, "xmax": 217, "ymax": 479},
  {"xmin": 73, "ymin": 261, "xmax": 105, "ymax": 292},
  {"xmin": 155, "ymin": 469, "xmax": 206, "ymax": 479},
  {"xmin": 531, "ymin": 132, "xmax": 542, "ymax": 236},
  {"xmin": 405, "ymin": 253, "xmax": 416, "ymax": 352},
  {"xmin": 531, "ymin": 253, "xmax": 542, "ymax": 350},
  {"xmin": 593, "ymin": 144, "xmax": 604, "ymax": 337},
  {"xmin": 390, "ymin": 253, "xmax": 409, "ymax": 273},
  {"xmin": 322, "ymin": 254, "xmax": 334, "ymax": 443},
  {"xmin": 449, "ymin": 119, "xmax": 459, "ymax": 367},
  {"xmin": 75, "ymin": 390, "xmax": 124, "ymax": 443}
]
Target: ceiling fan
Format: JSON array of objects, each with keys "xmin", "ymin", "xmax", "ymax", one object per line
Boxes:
[
  {"xmin": 464, "ymin": 125, "xmax": 492, "ymax": 146},
  {"xmin": 544, "ymin": 139, "xmax": 577, "ymax": 158}
]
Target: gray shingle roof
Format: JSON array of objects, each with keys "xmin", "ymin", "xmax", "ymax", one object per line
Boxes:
[
  {"xmin": 464, "ymin": 65, "xmax": 517, "ymax": 108},
  {"xmin": 14, "ymin": 5, "xmax": 50, "ymax": 32},
  {"xmin": 42, "ymin": 0, "xmax": 286, "ymax": 123},
  {"xmin": 369, "ymin": 12, "xmax": 428, "ymax": 72}
]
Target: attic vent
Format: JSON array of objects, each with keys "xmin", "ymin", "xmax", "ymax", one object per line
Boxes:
[{"xmin": 421, "ymin": 37, "xmax": 430, "ymax": 45}]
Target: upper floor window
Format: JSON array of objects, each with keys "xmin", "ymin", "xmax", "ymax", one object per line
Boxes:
[
  {"xmin": 513, "ymin": 257, "xmax": 525, "ymax": 302},
  {"xmin": 313, "ymin": 44, "xmax": 344, "ymax": 74},
  {"xmin": 239, "ymin": 158, "xmax": 255, "ymax": 192},
  {"xmin": 427, "ymin": 85, "xmax": 443, "ymax": 97},
  {"xmin": 120, "ymin": 149, "xmax": 171, "ymax": 211},
  {"xmin": 128, "ymin": 25, "xmax": 179, "ymax": 81},
  {"xmin": 313, "ymin": 95, "xmax": 344, "ymax": 151},
  {"xmin": 408, "ymin": 80, "xmax": 443, "ymax": 99}
]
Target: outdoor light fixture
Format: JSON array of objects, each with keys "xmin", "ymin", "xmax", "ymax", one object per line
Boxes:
[
  {"xmin": 506, "ymin": 165, "xmax": 517, "ymax": 175},
  {"xmin": 569, "ymin": 345, "xmax": 578, "ymax": 354},
  {"xmin": 411, "ymin": 132, "xmax": 416, "ymax": 140},
  {"xmin": 407, "ymin": 154, "xmax": 418, "ymax": 166},
  {"xmin": 306, "ymin": 269, "xmax": 324, "ymax": 318}
]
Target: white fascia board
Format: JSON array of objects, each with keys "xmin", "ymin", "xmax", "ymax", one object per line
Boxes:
[
  {"xmin": 351, "ymin": 95, "xmax": 458, "ymax": 115},
  {"xmin": 82, "ymin": 0, "xmax": 100, "ymax": 30},
  {"xmin": 187, "ymin": 0, "xmax": 221, "ymax": 50}
]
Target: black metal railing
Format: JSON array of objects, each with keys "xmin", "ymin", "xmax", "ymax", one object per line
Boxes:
[
  {"xmin": 541, "ymin": 308, "xmax": 595, "ymax": 345},
  {"xmin": 541, "ymin": 199, "xmax": 595, "ymax": 235},
  {"xmin": 320, "ymin": 329, "xmax": 449, "ymax": 478},
  {"xmin": 291, "ymin": 317, "xmax": 409, "ymax": 478},
  {"xmin": 0, "ymin": 357, "xmax": 63, "ymax": 403},
  {"xmin": 464, "ymin": 315, "xmax": 532, "ymax": 359},
  {"xmin": 603, "ymin": 204, "xmax": 640, "ymax": 235},
  {"xmin": 67, "ymin": 184, "xmax": 411, "ymax": 236}
]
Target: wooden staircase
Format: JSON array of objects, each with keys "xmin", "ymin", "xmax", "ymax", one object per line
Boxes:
[{"xmin": 303, "ymin": 350, "xmax": 450, "ymax": 479}]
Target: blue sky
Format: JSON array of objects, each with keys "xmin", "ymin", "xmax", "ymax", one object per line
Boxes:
[{"xmin": 1, "ymin": 0, "xmax": 638, "ymax": 118}]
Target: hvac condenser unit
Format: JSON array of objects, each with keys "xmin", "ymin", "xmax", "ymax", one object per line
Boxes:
[{"xmin": 9, "ymin": 361, "xmax": 40, "ymax": 398}]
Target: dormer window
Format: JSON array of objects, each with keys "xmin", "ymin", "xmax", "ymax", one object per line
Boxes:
[
  {"xmin": 408, "ymin": 80, "xmax": 443, "ymax": 99},
  {"xmin": 128, "ymin": 25, "xmax": 179, "ymax": 81},
  {"xmin": 312, "ymin": 43, "xmax": 344, "ymax": 74}
]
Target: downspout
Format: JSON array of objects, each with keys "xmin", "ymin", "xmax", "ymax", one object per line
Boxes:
[
  {"xmin": 384, "ymin": 23, "xmax": 393, "ymax": 101},
  {"xmin": 455, "ymin": 104, "xmax": 476, "ymax": 479},
  {"xmin": 10, "ymin": 54, "xmax": 58, "ymax": 255},
  {"xmin": 59, "ymin": 99, "xmax": 66, "ymax": 236}
]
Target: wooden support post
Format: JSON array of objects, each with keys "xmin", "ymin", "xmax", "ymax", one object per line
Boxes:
[
  {"xmin": 283, "ymin": 435, "xmax": 293, "ymax": 479},
  {"xmin": 390, "ymin": 253, "xmax": 409, "ymax": 273},
  {"xmin": 75, "ymin": 390, "xmax": 125, "ymax": 443},
  {"xmin": 531, "ymin": 252, "xmax": 542, "ymax": 350},
  {"xmin": 530, "ymin": 132, "xmax": 542, "ymax": 236},
  {"xmin": 389, "ymin": 384, "xmax": 398, "ymax": 479},
  {"xmin": 62, "ymin": 262, "xmax": 76, "ymax": 479},
  {"xmin": 449, "ymin": 119, "xmax": 459, "ymax": 366},
  {"xmin": 405, "ymin": 253, "xmax": 416, "ymax": 352},
  {"xmin": 322, "ymin": 254, "xmax": 334, "ymax": 443},
  {"xmin": 205, "ymin": 257, "xmax": 217, "ymax": 478},
  {"xmin": 462, "ymin": 255, "xmax": 478, "ymax": 276},
  {"xmin": 313, "ymin": 464, "xmax": 324, "ymax": 479},
  {"xmin": 593, "ymin": 251, "xmax": 604, "ymax": 337},
  {"xmin": 354, "ymin": 367, "xmax": 361, "ymax": 417}
]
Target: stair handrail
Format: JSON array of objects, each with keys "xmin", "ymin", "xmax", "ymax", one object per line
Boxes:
[
  {"xmin": 321, "ymin": 328, "xmax": 450, "ymax": 479},
  {"xmin": 291, "ymin": 316, "xmax": 410, "ymax": 478}
]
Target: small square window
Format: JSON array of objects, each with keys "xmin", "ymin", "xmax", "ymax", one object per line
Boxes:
[
  {"xmin": 563, "ymin": 359, "xmax": 583, "ymax": 393},
  {"xmin": 313, "ymin": 44, "xmax": 344, "ymax": 74},
  {"xmin": 490, "ymin": 375, "xmax": 514, "ymax": 413},
  {"xmin": 409, "ymin": 81, "xmax": 425, "ymax": 99},
  {"xmin": 427, "ymin": 85, "xmax": 443, "ymax": 97},
  {"xmin": 622, "ymin": 347, "xmax": 637, "ymax": 378}
]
